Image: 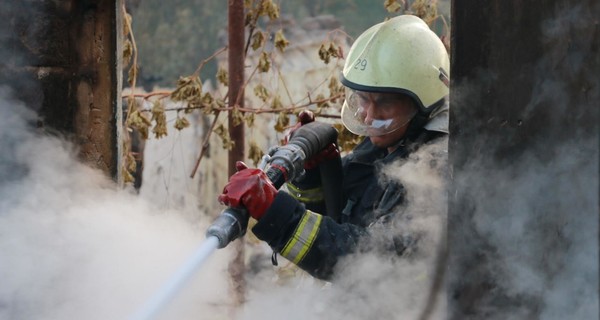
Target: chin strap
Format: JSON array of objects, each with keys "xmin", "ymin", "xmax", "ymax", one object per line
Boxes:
[
  {"xmin": 405, "ymin": 98, "xmax": 448, "ymax": 142},
  {"xmin": 404, "ymin": 112, "xmax": 430, "ymax": 142}
]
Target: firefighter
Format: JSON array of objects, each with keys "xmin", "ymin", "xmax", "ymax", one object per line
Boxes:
[{"xmin": 218, "ymin": 15, "xmax": 450, "ymax": 280}]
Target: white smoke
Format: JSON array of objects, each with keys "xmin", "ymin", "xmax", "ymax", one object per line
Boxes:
[
  {"xmin": 447, "ymin": 3, "xmax": 599, "ymax": 319},
  {"xmin": 0, "ymin": 88, "xmax": 231, "ymax": 320},
  {"xmin": 238, "ymin": 138, "xmax": 449, "ymax": 320}
]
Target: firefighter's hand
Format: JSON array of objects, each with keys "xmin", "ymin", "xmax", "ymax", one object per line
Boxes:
[
  {"xmin": 283, "ymin": 110, "xmax": 315, "ymax": 144},
  {"xmin": 218, "ymin": 161, "xmax": 278, "ymax": 220}
]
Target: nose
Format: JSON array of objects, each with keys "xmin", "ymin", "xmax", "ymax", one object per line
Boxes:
[{"xmin": 360, "ymin": 101, "xmax": 376, "ymax": 125}]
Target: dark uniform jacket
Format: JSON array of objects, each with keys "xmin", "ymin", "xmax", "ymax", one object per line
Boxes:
[{"xmin": 252, "ymin": 128, "xmax": 446, "ymax": 280}]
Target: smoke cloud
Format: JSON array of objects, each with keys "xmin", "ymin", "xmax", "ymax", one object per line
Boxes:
[
  {"xmin": 238, "ymin": 138, "xmax": 448, "ymax": 320},
  {"xmin": 2, "ymin": 2, "xmax": 596, "ymax": 319},
  {"xmin": 448, "ymin": 3, "xmax": 599, "ymax": 319},
  {"xmin": 0, "ymin": 88, "xmax": 231, "ymax": 320}
]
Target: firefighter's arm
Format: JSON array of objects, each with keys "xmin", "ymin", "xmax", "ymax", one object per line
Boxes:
[
  {"xmin": 217, "ymin": 164, "xmax": 364, "ymax": 280},
  {"xmin": 252, "ymin": 191, "xmax": 366, "ymax": 280}
]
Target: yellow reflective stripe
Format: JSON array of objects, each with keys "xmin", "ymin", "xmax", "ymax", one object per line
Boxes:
[
  {"xmin": 286, "ymin": 183, "xmax": 324, "ymax": 202},
  {"xmin": 281, "ymin": 211, "xmax": 322, "ymax": 264}
]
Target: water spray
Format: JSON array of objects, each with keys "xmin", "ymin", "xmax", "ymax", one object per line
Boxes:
[{"xmin": 130, "ymin": 122, "xmax": 338, "ymax": 320}]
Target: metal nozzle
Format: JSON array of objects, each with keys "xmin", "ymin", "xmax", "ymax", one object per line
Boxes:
[{"xmin": 205, "ymin": 207, "xmax": 249, "ymax": 249}]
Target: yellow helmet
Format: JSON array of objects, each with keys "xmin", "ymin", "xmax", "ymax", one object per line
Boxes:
[{"xmin": 341, "ymin": 15, "xmax": 449, "ymax": 136}]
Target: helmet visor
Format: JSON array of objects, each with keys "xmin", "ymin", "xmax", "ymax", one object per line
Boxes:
[{"xmin": 341, "ymin": 89, "xmax": 417, "ymax": 137}]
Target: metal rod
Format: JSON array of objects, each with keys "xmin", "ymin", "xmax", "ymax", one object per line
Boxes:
[{"xmin": 227, "ymin": 0, "xmax": 246, "ymax": 309}]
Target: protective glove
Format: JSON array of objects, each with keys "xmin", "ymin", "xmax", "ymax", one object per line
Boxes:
[{"xmin": 218, "ymin": 161, "xmax": 278, "ymax": 220}]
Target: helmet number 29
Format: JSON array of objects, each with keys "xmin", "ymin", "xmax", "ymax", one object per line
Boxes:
[{"xmin": 353, "ymin": 58, "xmax": 368, "ymax": 71}]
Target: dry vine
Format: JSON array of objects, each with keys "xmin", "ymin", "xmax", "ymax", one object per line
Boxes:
[{"xmin": 121, "ymin": 0, "xmax": 445, "ymax": 182}]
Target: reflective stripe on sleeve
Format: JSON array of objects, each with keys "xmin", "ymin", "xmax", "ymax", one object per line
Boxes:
[
  {"xmin": 286, "ymin": 183, "xmax": 324, "ymax": 203},
  {"xmin": 280, "ymin": 210, "xmax": 323, "ymax": 264}
]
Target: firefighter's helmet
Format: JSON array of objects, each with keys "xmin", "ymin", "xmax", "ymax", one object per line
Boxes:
[{"xmin": 341, "ymin": 15, "xmax": 450, "ymax": 136}]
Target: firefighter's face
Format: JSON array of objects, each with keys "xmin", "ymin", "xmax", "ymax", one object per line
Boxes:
[{"xmin": 353, "ymin": 92, "xmax": 417, "ymax": 149}]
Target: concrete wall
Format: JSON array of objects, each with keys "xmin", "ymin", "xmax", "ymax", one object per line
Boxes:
[
  {"xmin": 0, "ymin": 0, "xmax": 122, "ymax": 178},
  {"xmin": 449, "ymin": 1, "xmax": 599, "ymax": 318}
]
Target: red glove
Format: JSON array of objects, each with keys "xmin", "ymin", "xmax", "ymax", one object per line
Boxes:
[{"xmin": 218, "ymin": 161, "xmax": 278, "ymax": 220}]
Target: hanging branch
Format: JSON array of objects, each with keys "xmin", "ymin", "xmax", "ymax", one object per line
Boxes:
[
  {"xmin": 189, "ymin": 111, "xmax": 223, "ymax": 178},
  {"xmin": 121, "ymin": 0, "xmax": 446, "ymax": 184}
]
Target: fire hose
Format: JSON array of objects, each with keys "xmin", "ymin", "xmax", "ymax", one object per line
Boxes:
[
  {"xmin": 206, "ymin": 121, "xmax": 339, "ymax": 247},
  {"xmin": 131, "ymin": 122, "xmax": 339, "ymax": 320}
]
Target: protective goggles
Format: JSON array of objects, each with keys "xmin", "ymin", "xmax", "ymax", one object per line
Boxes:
[{"xmin": 341, "ymin": 88, "xmax": 417, "ymax": 137}]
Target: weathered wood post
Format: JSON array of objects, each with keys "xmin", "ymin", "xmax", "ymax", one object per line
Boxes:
[{"xmin": 0, "ymin": 0, "xmax": 123, "ymax": 179}]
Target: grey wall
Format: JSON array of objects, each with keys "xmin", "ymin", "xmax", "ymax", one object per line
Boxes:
[{"xmin": 449, "ymin": 1, "xmax": 599, "ymax": 319}]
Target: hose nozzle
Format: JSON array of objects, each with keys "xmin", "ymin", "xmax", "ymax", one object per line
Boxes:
[{"xmin": 205, "ymin": 207, "xmax": 249, "ymax": 248}]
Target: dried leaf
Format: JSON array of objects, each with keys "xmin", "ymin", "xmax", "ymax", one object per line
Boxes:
[
  {"xmin": 216, "ymin": 67, "xmax": 228, "ymax": 86},
  {"xmin": 151, "ymin": 100, "xmax": 167, "ymax": 139},
  {"xmin": 411, "ymin": 0, "xmax": 438, "ymax": 24},
  {"xmin": 328, "ymin": 76, "xmax": 340, "ymax": 93},
  {"xmin": 328, "ymin": 76, "xmax": 344, "ymax": 102},
  {"xmin": 126, "ymin": 108, "xmax": 151, "ymax": 140},
  {"xmin": 327, "ymin": 43, "xmax": 339, "ymax": 58},
  {"xmin": 384, "ymin": 0, "xmax": 403, "ymax": 13},
  {"xmin": 127, "ymin": 65, "xmax": 138, "ymax": 87},
  {"xmin": 123, "ymin": 40, "xmax": 133, "ymax": 67},
  {"xmin": 261, "ymin": 0, "xmax": 280, "ymax": 20},
  {"xmin": 174, "ymin": 115, "xmax": 190, "ymax": 131},
  {"xmin": 274, "ymin": 30, "xmax": 289, "ymax": 53},
  {"xmin": 201, "ymin": 92, "xmax": 216, "ymax": 114},
  {"xmin": 231, "ymin": 107, "xmax": 244, "ymax": 127},
  {"xmin": 126, "ymin": 152, "xmax": 137, "ymax": 174},
  {"xmin": 271, "ymin": 95, "xmax": 283, "ymax": 109},
  {"xmin": 245, "ymin": 112, "xmax": 255, "ymax": 128},
  {"xmin": 315, "ymin": 93, "xmax": 328, "ymax": 108},
  {"xmin": 183, "ymin": 104, "xmax": 195, "ymax": 114},
  {"xmin": 248, "ymin": 141, "xmax": 264, "ymax": 167},
  {"xmin": 274, "ymin": 112, "xmax": 290, "ymax": 132},
  {"xmin": 251, "ymin": 32, "xmax": 266, "ymax": 51},
  {"xmin": 171, "ymin": 76, "xmax": 203, "ymax": 103},
  {"xmin": 258, "ymin": 52, "xmax": 270, "ymax": 73},
  {"xmin": 253, "ymin": 84, "xmax": 270, "ymax": 102},
  {"xmin": 201, "ymin": 92, "xmax": 214, "ymax": 106},
  {"xmin": 123, "ymin": 165, "xmax": 135, "ymax": 184},
  {"xmin": 214, "ymin": 124, "xmax": 235, "ymax": 150},
  {"xmin": 318, "ymin": 43, "xmax": 331, "ymax": 64},
  {"xmin": 245, "ymin": 11, "xmax": 254, "ymax": 26},
  {"xmin": 269, "ymin": 2, "xmax": 280, "ymax": 20},
  {"xmin": 334, "ymin": 123, "xmax": 362, "ymax": 152}
]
